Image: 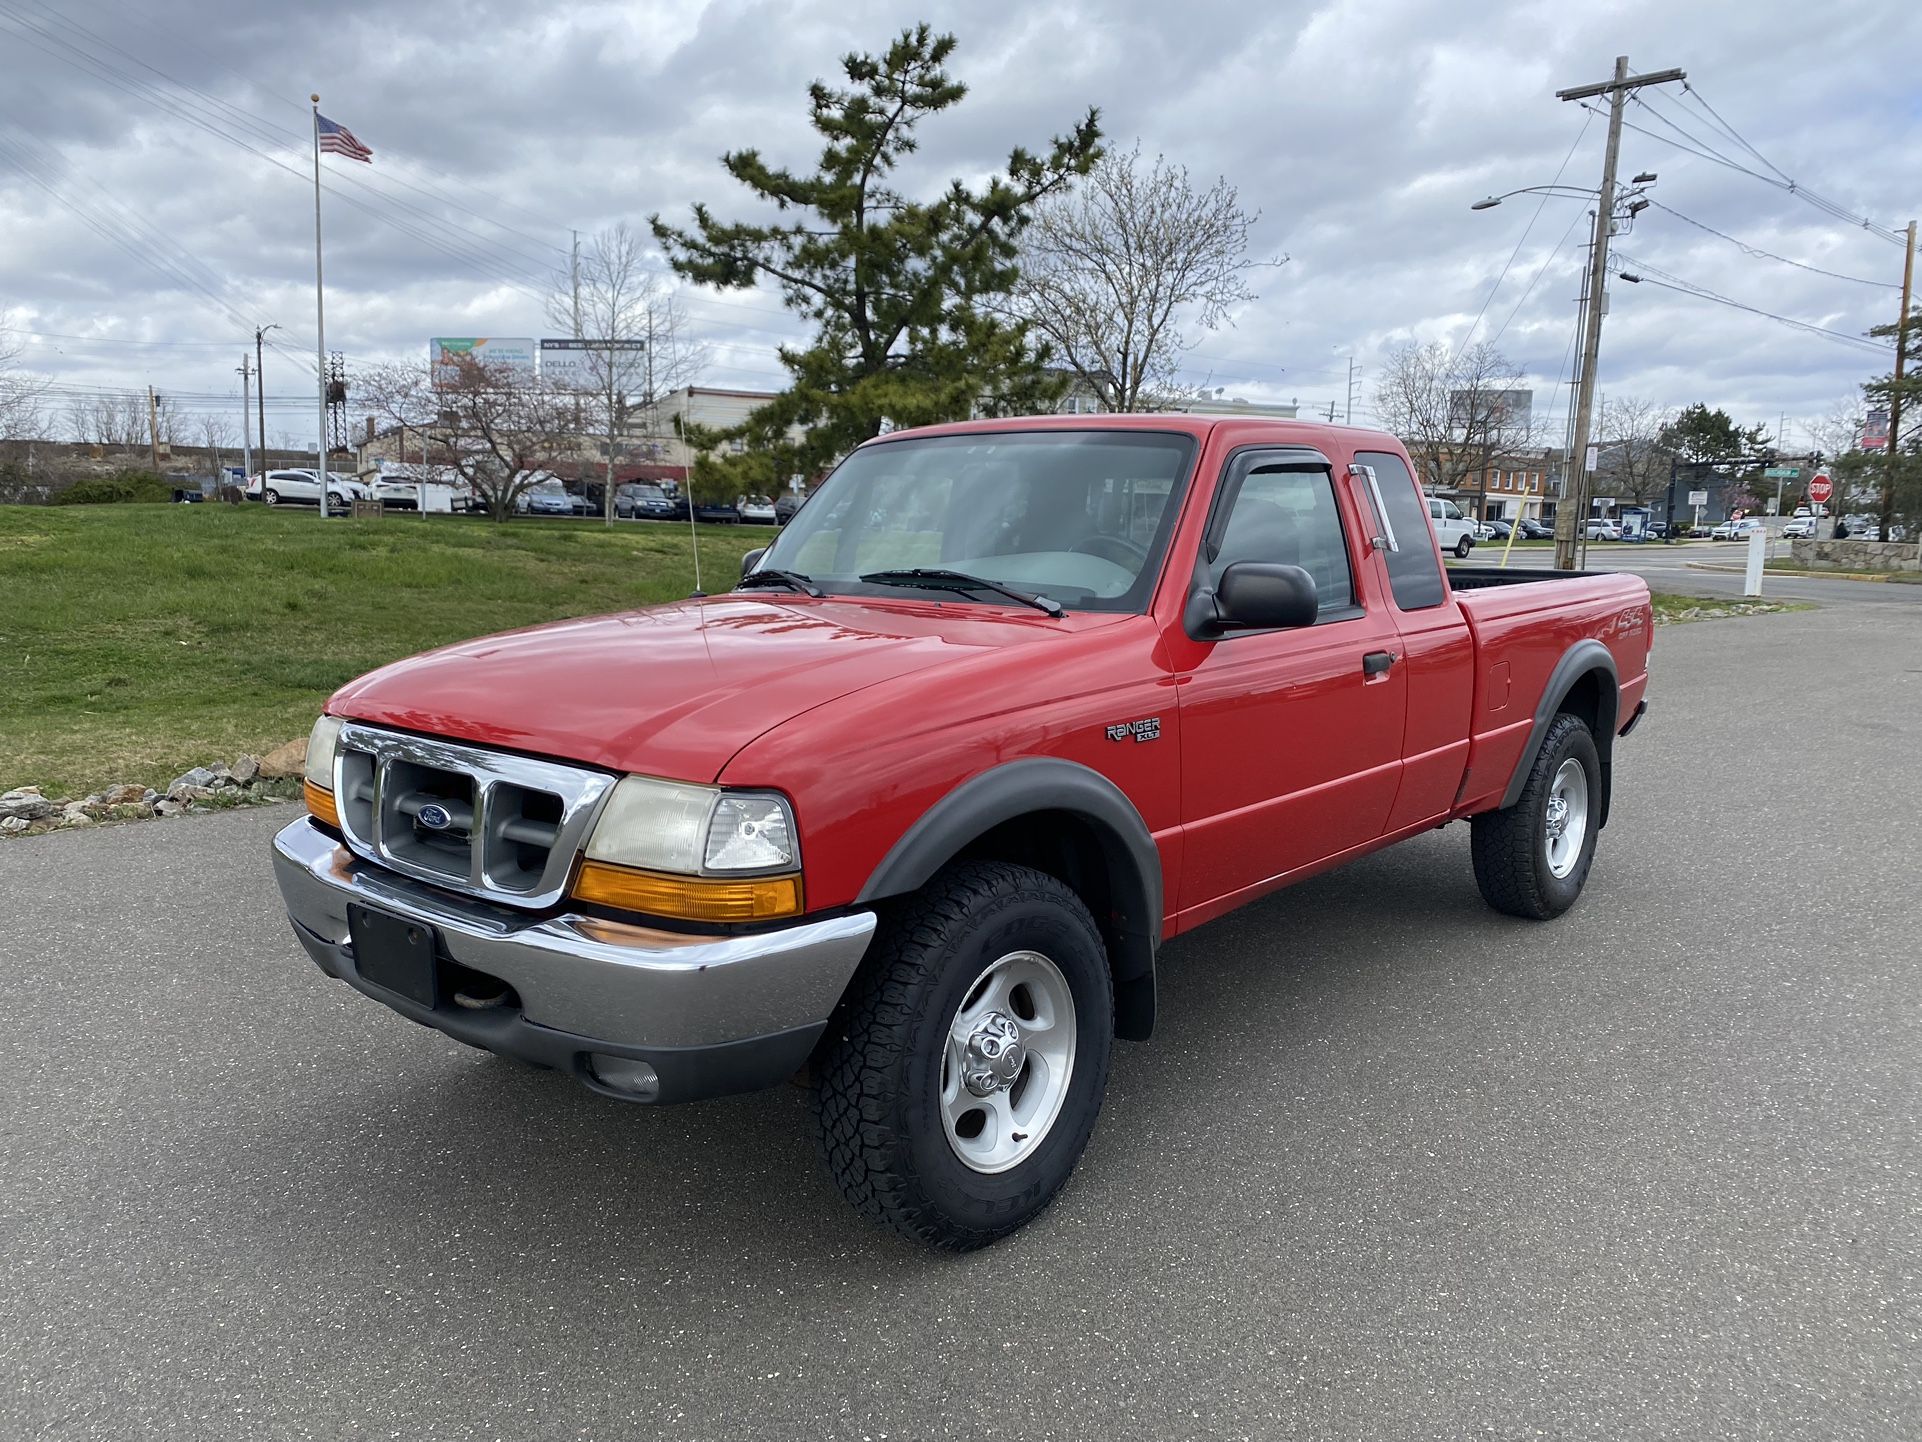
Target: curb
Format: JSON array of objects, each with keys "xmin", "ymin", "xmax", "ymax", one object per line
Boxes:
[{"xmin": 1684, "ymin": 562, "xmax": 1898, "ymax": 584}]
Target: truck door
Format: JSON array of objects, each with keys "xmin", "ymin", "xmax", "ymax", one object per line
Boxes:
[
  {"xmin": 1173, "ymin": 448, "xmax": 1407, "ymax": 918},
  {"xmin": 1354, "ymin": 449, "xmax": 1477, "ymax": 830}
]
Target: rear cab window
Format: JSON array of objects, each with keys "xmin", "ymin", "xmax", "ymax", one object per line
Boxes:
[{"xmin": 1356, "ymin": 450, "xmax": 1448, "ymax": 611}]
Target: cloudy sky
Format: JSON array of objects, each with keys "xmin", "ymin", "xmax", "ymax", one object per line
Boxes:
[{"xmin": 2, "ymin": 0, "xmax": 1918, "ymax": 454}]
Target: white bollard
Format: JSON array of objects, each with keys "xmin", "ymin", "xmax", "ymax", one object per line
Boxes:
[{"xmin": 1744, "ymin": 527, "xmax": 1766, "ymax": 596}]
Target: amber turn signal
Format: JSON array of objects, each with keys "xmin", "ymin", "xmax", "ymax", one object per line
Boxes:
[
  {"xmin": 571, "ymin": 860, "xmax": 803, "ymax": 922},
  {"xmin": 303, "ymin": 779, "xmax": 340, "ymax": 830}
]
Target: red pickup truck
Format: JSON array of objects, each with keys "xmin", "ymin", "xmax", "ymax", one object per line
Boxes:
[{"xmin": 273, "ymin": 416, "xmax": 1651, "ymax": 1248}]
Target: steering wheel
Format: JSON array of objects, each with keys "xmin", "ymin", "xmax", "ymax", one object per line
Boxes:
[{"xmin": 1069, "ymin": 533, "xmax": 1149, "ymax": 568}]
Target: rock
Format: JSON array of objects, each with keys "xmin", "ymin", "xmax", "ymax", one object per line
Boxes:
[
  {"xmin": 229, "ymin": 755, "xmax": 261, "ymax": 787},
  {"xmin": 0, "ymin": 815, "xmax": 29, "ymax": 834},
  {"xmin": 167, "ymin": 783, "xmax": 217, "ymax": 804},
  {"xmin": 167, "ymin": 766, "xmax": 219, "ymax": 793},
  {"xmin": 141, "ymin": 789, "xmax": 157, "ymax": 805},
  {"xmin": 153, "ymin": 799, "xmax": 186, "ymax": 817},
  {"xmin": 100, "ymin": 784, "xmax": 147, "ymax": 806},
  {"xmin": 258, "ymin": 739, "xmax": 308, "ymax": 780},
  {"xmin": 0, "ymin": 789, "xmax": 56, "ymax": 822},
  {"xmin": 62, "ymin": 812, "xmax": 95, "ymax": 828}
]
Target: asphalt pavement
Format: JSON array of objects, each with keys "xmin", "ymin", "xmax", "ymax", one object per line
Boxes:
[
  {"xmin": 1475, "ymin": 539, "xmax": 1922, "ymax": 608},
  {"xmin": 3, "ymin": 597, "xmax": 1919, "ymax": 1441}
]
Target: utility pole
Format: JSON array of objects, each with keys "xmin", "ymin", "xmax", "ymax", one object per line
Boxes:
[
  {"xmin": 1881, "ymin": 219, "xmax": 1915, "ymax": 535},
  {"xmin": 146, "ymin": 386, "xmax": 161, "ymax": 472},
  {"xmin": 1552, "ymin": 55, "xmax": 1686, "ymax": 570},
  {"xmin": 1345, "ymin": 356, "xmax": 1357, "ymax": 425},
  {"xmin": 238, "ymin": 356, "xmax": 253, "ymax": 493},
  {"xmin": 254, "ymin": 324, "xmax": 279, "ymax": 468}
]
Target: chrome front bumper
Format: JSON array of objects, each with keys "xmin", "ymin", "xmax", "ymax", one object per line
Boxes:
[{"xmin": 270, "ymin": 817, "xmax": 875, "ymax": 1101}]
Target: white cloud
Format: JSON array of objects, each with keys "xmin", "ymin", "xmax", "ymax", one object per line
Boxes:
[{"xmin": 1, "ymin": 0, "xmax": 1916, "ymax": 449}]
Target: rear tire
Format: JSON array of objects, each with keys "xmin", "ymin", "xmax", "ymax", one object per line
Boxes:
[
  {"xmin": 1471, "ymin": 712, "xmax": 1600, "ymax": 920},
  {"xmin": 814, "ymin": 861, "xmax": 1113, "ymax": 1250}
]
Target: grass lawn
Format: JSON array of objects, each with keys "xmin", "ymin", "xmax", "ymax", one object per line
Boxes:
[
  {"xmin": 1, "ymin": 504, "xmax": 1807, "ymax": 800},
  {"xmin": 1, "ymin": 504, "xmax": 777, "ymax": 798}
]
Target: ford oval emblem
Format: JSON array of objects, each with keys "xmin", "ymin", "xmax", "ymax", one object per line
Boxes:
[{"xmin": 416, "ymin": 803, "xmax": 453, "ymax": 831}]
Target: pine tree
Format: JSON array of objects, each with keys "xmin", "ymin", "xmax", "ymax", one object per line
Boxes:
[{"xmin": 651, "ymin": 25, "xmax": 1101, "ymax": 489}]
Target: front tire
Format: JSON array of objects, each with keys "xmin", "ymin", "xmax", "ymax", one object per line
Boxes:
[
  {"xmin": 814, "ymin": 861, "xmax": 1114, "ymax": 1250},
  {"xmin": 262, "ymin": 488, "xmax": 279, "ymax": 505},
  {"xmin": 1470, "ymin": 712, "xmax": 1600, "ymax": 920},
  {"xmin": 1455, "ymin": 535, "xmax": 1474, "ymax": 559}
]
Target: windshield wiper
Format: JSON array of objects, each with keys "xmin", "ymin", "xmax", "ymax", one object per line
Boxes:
[
  {"xmin": 736, "ymin": 567, "xmax": 823, "ymax": 597},
  {"xmin": 859, "ymin": 567, "xmax": 1064, "ymax": 618}
]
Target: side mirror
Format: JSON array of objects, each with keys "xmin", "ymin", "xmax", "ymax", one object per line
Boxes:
[
  {"xmin": 1189, "ymin": 562, "xmax": 1318, "ymax": 637},
  {"xmin": 741, "ymin": 548, "xmax": 766, "ymax": 580}
]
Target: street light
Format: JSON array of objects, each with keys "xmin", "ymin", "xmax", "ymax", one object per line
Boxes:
[{"xmin": 1470, "ymin": 184, "xmax": 1600, "ymax": 210}]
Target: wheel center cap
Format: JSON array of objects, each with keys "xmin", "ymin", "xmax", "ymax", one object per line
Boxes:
[
  {"xmin": 1545, "ymin": 796, "xmax": 1568, "ymax": 838},
  {"xmin": 963, "ymin": 1012, "xmax": 1026, "ymax": 1097}
]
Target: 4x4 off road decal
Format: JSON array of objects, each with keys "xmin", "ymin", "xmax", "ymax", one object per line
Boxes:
[{"xmin": 1105, "ymin": 717, "xmax": 1161, "ymax": 743}]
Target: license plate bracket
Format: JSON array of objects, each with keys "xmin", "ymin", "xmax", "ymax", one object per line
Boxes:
[{"xmin": 347, "ymin": 904, "xmax": 439, "ymax": 1009}]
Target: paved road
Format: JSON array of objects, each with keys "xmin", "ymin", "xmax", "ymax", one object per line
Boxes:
[
  {"xmin": 1471, "ymin": 539, "xmax": 1922, "ymax": 608},
  {"xmin": 4, "ymin": 601, "xmax": 1919, "ymax": 1441}
]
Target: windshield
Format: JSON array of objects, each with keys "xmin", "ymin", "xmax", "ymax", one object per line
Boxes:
[
  {"xmin": 624, "ymin": 484, "xmax": 666, "ymax": 499},
  {"xmin": 756, "ymin": 430, "xmax": 1196, "ymax": 613}
]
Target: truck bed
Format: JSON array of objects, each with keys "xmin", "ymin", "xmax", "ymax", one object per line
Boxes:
[{"xmin": 1448, "ymin": 568, "xmax": 1653, "ymax": 819}]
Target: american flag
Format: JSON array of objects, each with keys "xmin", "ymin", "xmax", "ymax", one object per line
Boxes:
[{"xmin": 316, "ymin": 113, "xmax": 372, "ymax": 163}]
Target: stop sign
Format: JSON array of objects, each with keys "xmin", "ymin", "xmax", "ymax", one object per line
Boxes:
[{"xmin": 1809, "ymin": 473, "xmax": 1834, "ymax": 505}]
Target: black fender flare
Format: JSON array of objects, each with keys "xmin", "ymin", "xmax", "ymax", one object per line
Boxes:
[
  {"xmin": 857, "ymin": 758, "xmax": 1163, "ymax": 1040},
  {"xmin": 1499, "ymin": 639, "xmax": 1620, "ymax": 824}
]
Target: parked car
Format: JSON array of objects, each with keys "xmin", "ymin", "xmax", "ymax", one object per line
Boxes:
[
  {"xmin": 738, "ymin": 495, "xmax": 778, "ymax": 525},
  {"xmin": 518, "ymin": 480, "xmax": 587, "ymax": 517},
  {"xmin": 277, "ymin": 414, "xmax": 1653, "ymax": 1249},
  {"xmin": 1888, "ymin": 524, "xmax": 1909, "ymax": 543},
  {"xmin": 1584, "ymin": 520, "xmax": 1621, "ymax": 541},
  {"xmin": 1481, "ymin": 519, "xmax": 1513, "ymax": 540},
  {"xmin": 1517, "ymin": 518, "xmax": 1555, "ymax": 540},
  {"xmin": 1712, "ymin": 518, "xmax": 1766, "ymax": 542},
  {"xmin": 1792, "ymin": 506, "xmax": 1812, "ymax": 518},
  {"xmin": 1643, "ymin": 521, "xmax": 1670, "ymax": 539},
  {"xmin": 615, "ymin": 482, "xmax": 678, "ymax": 521},
  {"xmin": 1782, "ymin": 517, "xmax": 1819, "ymax": 539},
  {"xmin": 1426, "ymin": 494, "xmax": 1477, "ymax": 557},
  {"xmin": 774, "ymin": 491, "xmax": 805, "ymax": 526},
  {"xmin": 247, "ymin": 469, "xmax": 371, "ymax": 509},
  {"xmin": 691, "ymin": 498, "xmax": 741, "ymax": 524}
]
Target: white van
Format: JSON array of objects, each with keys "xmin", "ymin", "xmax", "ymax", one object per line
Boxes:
[{"xmin": 1426, "ymin": 495, "xmax": 1478, "ymax": 558}]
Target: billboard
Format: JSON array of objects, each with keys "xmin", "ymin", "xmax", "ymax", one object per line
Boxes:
[
  {"xmin": 1449, "ymin": 388, "xmax": 1532, "ymax": 441},
  {"xmin": 541, "ymin": 338, "xmax": 648, "ymax": 392},
  {"xmin": 430, "ymin": 337, "xmax": 536, "ymax": 385}
]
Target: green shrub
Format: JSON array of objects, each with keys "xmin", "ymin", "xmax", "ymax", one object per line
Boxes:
[{"xmin": 50, "ymin": 470, "xmax": 175, "ymax": 505}]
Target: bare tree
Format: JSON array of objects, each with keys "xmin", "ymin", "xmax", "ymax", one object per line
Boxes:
[
  {"xmin": 197, "ymin": 414, "xmax": 235, "ymax": 476},
  {"xmin": 359, "ymin": 356, "xmax": 576, "ymax": 521},
  {"xmin": 1594, "ymin": 396, "xmax": 1673, "ymax": 510},
  {"xmin": 0, "ymin": 329, "xmax": 48, "ymax": 441},
  {"xmin": 546, "ymin": 222, "xmax": 707, "ymax": 523},
  {"xmin": 1009, "ymin": 144, "xmax": 1277, "ymax": 412},
  {"xmin": 1374, "ymin": 340, "xmax": 1534, "ymax": 518}
]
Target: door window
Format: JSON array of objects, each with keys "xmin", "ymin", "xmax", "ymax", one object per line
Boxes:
[{"xmin": 1207, "ymin": 459, "xmax": 1355, "ymax": 614}]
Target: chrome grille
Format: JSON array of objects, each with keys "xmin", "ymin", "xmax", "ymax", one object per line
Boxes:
[{"xmin": 332, "ymin": 722, "xmax": 616, "ymax": 909}]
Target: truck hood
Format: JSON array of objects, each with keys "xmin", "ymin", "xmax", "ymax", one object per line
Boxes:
[{"xmin": 329, "ymin": 594, "xmax": 1116, "ymax": 782}]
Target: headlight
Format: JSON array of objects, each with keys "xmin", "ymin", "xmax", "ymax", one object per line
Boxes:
[
  {"xmin": 584, "ymin": 777, "xmax": 798, "ymax": 875},
  {"xmin": 304, "ymin": 715, "xmax": 343, "ymax": 790},
  {"xmin": 302, "ymin": 715, "xmax": 344, "ymax": 828},
  {"xmin": 576, "ymin": 777, "xmax": 801, "ymax": 922}
]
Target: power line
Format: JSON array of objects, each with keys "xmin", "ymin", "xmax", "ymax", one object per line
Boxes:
[
  {"xmin": 1456, "ymin": 113, "xmax": 1595, "ymax": 361},
  {"xmin": 1645, "ymin": 200, "xmax": 1899, "ymax": 288},
  {"xmin": 1608, "ymin": 90, "xmax": 1905, "ymax": 245},
  {"xmin": 1612, "ymin": 252, "xmax": 1895, "ymax": 355}
]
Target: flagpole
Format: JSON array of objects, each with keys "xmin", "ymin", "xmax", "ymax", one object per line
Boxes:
[{"xmin": 311, "ymin": 94, "xmax": 330, "ymax": 520}]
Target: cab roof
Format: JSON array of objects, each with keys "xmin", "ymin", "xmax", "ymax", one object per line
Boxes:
[{"xmin": 866, "ymin": 411, "xmax": 1405, "ymax": 455}]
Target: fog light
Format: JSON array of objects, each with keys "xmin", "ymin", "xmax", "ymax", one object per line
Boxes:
[{"xmin": 589, "ymin": 1054, "xmax": 660, "ymax": 1101}]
